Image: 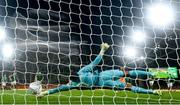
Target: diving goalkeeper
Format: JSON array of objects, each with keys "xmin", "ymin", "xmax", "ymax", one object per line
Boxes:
[{"xmin": 35, "ymin": 43, "xmax": 161, "ymax": 97}]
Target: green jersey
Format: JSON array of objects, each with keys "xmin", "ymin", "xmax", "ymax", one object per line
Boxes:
[
  {"xmin": 35, "ymin": 72, "xmax": 44, "ymax": 81},
  {"xmin": 10, "ymin": 73, "xmax": 16, "ymax": 82},
  {"xmin": 1, "ymin": 74, "xmax": 7, "ymax": 82}
]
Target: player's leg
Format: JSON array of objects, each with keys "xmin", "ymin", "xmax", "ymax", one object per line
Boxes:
[
  {"xmin": 99, "ymin": 79, "xmax": 159, "ymax": 95},
  {"xmin": 128, "ymin": 70, "xmax": 154, "ymax": 78},
  {"xmin": 120, "ymin": 67, "xmax": 157, "ymax": 78},
  {"xmin": 11, "ymin": 80, "xmax": 17, "ymax": 89},
  {"xmin": 100, "ymin": 79, "xmax": 161, "ymax": 95},
  {"xmin": 99, "ymin": 70, "xmax": 125, "ymax": 81},
  {"xmin": 123, "ymin": 83, "xmax": 162, "ymax": 95},
  {"xmin": 2, "ymin": 82, "xmax": 6, "ymax": 89},
  {"xmin": 78, "ymin": 43, "xmax": 109, "ymax": 74},
  {"xmin": 129, "ymin": 85, "xmax": 162, "ymax": 95}
]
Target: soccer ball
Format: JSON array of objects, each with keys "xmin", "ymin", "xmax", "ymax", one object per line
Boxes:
[{"xmin": 29, "ymin": 81, "xmax": 42, "ymax": 95}]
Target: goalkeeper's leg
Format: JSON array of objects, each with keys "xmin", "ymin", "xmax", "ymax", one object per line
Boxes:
[
  {"xmin": 127, "ymin": 70, "xmax": 154, "ymax": 78},
  {"xmin": 125, "ymin": 83, "xmax": 162, "ymax": 95},
  {"xmin": 101, "ymin": 79, "xmax": 162, "ymax": 96},
  {"xmin": 120, "ymin": 67, "xmax": 160, "ymax": 78},
  {"xmin": 130, "ymin": 86, "xmax": 162, "ymax": 95}
]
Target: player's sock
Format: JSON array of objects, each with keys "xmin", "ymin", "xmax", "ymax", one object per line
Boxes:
[
  {"xmin": 131, "ymin": 86, "xmax": 154, "ymax": 94},
  {"xmin": 129, "ymin": 70, "xmax": 153, "ymax": 78}
]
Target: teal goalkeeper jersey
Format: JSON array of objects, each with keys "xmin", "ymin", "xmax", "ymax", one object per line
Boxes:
[{"xmin": 78, "ymin": 71, "xmax": 99, "ymax": 86}]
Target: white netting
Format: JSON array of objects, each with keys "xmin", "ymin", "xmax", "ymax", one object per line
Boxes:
[{"xmin": 0, "ymin": 0, "xmax": 180, "ymax": 104}]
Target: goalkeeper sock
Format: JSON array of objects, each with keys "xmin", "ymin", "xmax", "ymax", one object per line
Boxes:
[{"xmin": 131, "ymin": 86, "xmax": 154, "ymax": 94}]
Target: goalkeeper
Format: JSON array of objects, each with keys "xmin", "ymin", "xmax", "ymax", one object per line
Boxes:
[{"xmin": 37, "ymin": 43, "xmax": 161, "ymax": 97}]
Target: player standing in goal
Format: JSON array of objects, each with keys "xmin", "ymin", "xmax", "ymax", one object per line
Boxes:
[
  {"xmin": 31, "ymin": 43, "xmax": 161, "ymax": 97},
  {"xmin": 9, "ymin": 72, "xmax": 17, "ymax": 89},
  {"xmin": 1, "ymin": 74, "xmax": 7, "ymax": 89}
]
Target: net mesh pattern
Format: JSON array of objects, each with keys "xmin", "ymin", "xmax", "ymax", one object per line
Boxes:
[{"xmin": 0, "ymin": 0, "xmax": 180, "ymax": 104}]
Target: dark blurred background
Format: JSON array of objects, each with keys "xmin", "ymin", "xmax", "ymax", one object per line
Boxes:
[{"xmin": 0, "ymin": 0, "xmax": 179, "ymax": 88}]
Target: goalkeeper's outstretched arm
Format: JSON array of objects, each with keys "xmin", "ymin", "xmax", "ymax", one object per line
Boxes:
[
  {"xmin": 78, "ymin": 43, "xmax": 109, "ymax": 74},
  {"xmin": 37, "ymin": 84, "xmax": 76, "ymax": 97}
]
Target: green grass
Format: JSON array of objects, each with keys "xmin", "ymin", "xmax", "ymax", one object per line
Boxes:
[{"xmin": 0, "ymin": 89, "xmax": 180, "ymax": 104}]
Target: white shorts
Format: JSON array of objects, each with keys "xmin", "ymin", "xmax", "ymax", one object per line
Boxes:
[
  {"xmin": 11, "ymin": 81, "xmax": 17, "ymax": 85},
  {"xmin": 167, "ymin": 82, "xmax": 173, "ymax": 88},
  {"xmin": 2, "ymin": 82, "xmax": 6, "ymax": 87}
]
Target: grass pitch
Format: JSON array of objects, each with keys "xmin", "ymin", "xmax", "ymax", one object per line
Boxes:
[{"xmin": 0, "ymin": 89, "xmax": 180, "ymax": 104}]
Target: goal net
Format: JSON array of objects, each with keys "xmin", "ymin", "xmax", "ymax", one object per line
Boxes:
[{"xmin": 0, "ymin": 0, "xmax": 180, "ymax": 104}]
